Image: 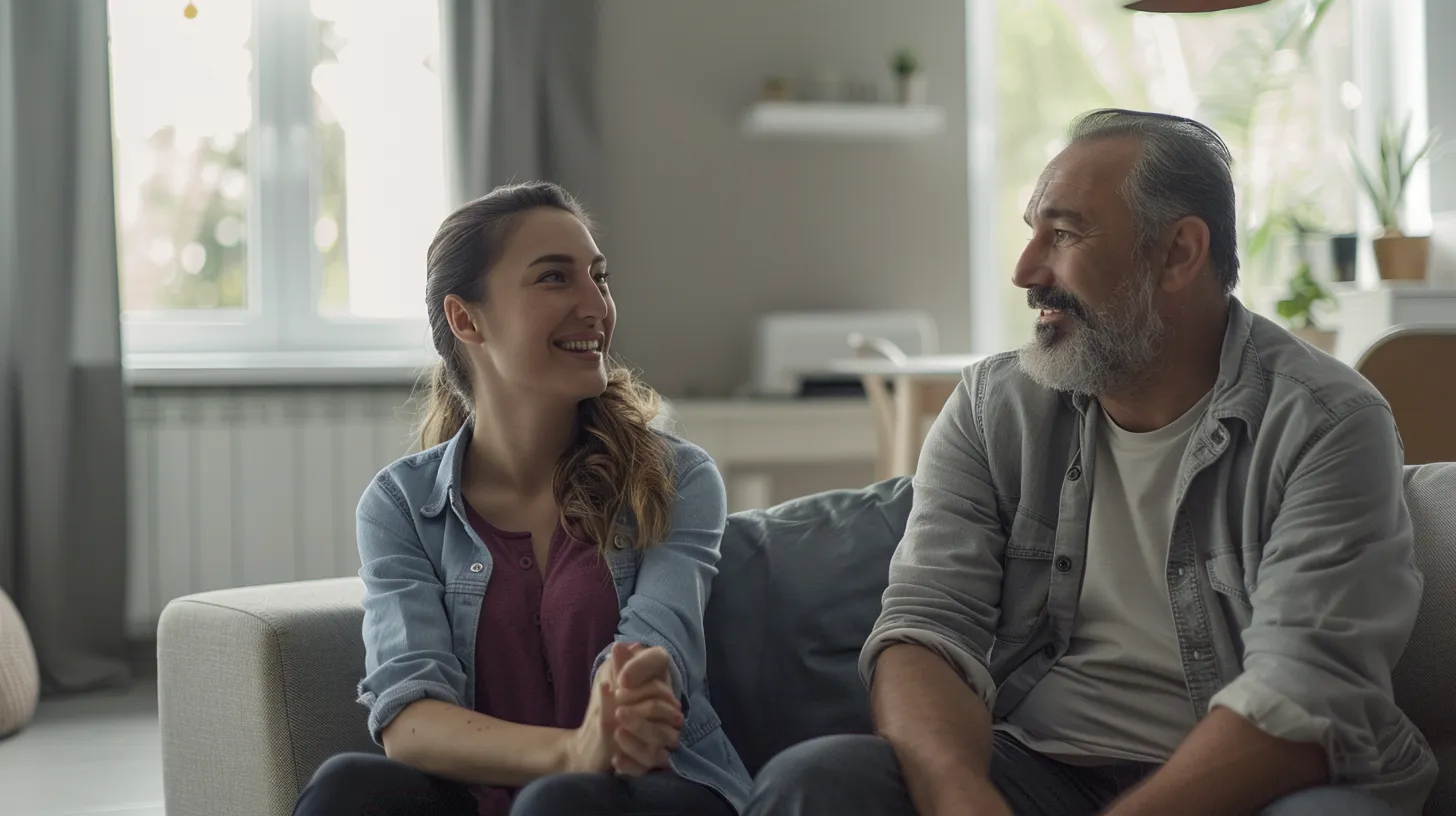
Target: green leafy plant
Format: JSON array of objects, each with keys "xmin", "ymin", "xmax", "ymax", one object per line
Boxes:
[
  {"xmin": 1350, "ymin": 114, "xmax": 1442, "ymax": 235},
  {"xmin": 1275, "ymin": 262, "xmax": 1335, "ymax": 330},
  {"xmin": 891, "ymin": 48, "xmax": 920, "ymax": 78}
]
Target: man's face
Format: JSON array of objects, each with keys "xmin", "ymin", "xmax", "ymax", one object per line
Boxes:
[{"xmin": 1013, "ymin": 136, "xmax": 1167, "ymax": 396}]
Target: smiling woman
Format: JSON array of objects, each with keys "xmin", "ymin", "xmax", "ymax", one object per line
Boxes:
[{"xmin": 289, "ymin": 184, "xmax": 753, "ymax": 814}]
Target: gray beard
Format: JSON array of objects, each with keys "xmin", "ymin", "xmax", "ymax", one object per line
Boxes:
[{"xmin": 1016, "ymin": 265, "xmax": 1166, "ymax": 396}]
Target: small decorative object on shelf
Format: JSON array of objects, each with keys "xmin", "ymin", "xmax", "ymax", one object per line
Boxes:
[
  {"xmin": 760, "ymin": 77, "xmax": 793, "ymax": 103},
  {"xmin": 891, "ymin": 47, "xmax": 927, "ymax": 106},
  {"xmin": 1352, "ymin": 113, "xmax": 1443, "ymax": 281},
  {"xmin": 1277, "ymin": 262, "xmax": 1338, "ymax": 354},
  {"xmin": 183, "ymin": 1, "xmax": 197, "ymax": 19}
]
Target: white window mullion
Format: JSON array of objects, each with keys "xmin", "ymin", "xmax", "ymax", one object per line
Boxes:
[{"xmin": 262, "ymin": 0, "xmax": 315, "ymax": 352}]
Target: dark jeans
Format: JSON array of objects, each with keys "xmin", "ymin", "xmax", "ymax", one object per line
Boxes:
[
  {"xmin": 294, "ymin": 752, "xmax": 736, "ymax": 816},
  {"xmin": 746, "ymin": 733, "xmax": 1395, "ymax": 816}
]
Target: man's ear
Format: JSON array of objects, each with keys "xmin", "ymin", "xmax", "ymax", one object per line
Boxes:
[
  {"xmin": 443, "ymin": 295, "xmax": 484, "ymax": 345},
  {"xmin": 1157, "ymin": 215, "xmax": 1212, "ymax": 292}
]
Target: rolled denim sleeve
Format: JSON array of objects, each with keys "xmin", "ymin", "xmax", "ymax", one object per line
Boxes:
[
  {"xmin": 354, "ymin": 476, "xmax": 468, "ymax": 744},
  {"xmin": 859, "ymin": 373, "xmax": 1003, "ymax": 707},
  {"xmin": 1208, "ymin": 402, "xmax": 1422, "ymax": 781},
  {"xmin": 591, "ymin": 455, "xmax": 726, "ymax": 713}
]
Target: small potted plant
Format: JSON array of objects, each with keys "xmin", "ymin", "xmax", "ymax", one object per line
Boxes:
[
  {"xmin": 1276, "ymin": 262, "xmax": 1338, "ymax": 353},
  {"xmin": 891, "ymin": 47, "xmax": 927, "ymax": 106},
  {"xmin": 1350, "ymin": 114, "xmax": 1442, "ymax": 280}
]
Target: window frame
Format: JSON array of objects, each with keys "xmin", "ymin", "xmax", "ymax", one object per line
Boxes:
[{"xmin": 117, "ymin": 0, "xmax": 436, "ymax": 360}]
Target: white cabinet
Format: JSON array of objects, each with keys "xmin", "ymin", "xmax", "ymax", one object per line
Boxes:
[{"xmin": 1334, "ymin": 285, "xmax": 1456, "ymax": 366}]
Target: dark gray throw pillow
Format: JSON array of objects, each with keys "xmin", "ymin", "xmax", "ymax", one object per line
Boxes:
[{"xmin": 703, "ymin": 476, "xmax": 912, "ymax": 776}]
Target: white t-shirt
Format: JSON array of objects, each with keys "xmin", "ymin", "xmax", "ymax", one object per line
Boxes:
[{"xmin": 997, "ymin": 389, "xmax": 1213, "ymax": 765}]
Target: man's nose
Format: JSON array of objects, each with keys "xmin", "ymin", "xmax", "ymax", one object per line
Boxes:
[{"xmin": 1013, "ymin": 238, "xmax": 1051, "ymax": 290}]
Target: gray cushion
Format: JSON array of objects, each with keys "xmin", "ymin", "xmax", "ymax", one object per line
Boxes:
[{"xmin": 705, "ymin": 476, "xmax": 911, "ymax": 775}]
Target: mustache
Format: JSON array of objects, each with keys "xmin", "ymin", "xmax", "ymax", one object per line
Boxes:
[{"xmin": 1027, "ymin": 286, "xmax": 1088, "ymax": 321}]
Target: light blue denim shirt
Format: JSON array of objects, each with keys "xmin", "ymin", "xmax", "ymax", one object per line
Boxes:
[
  {"xmin": 354, "ymin": 423, "xmax": 753, "ymax": 811},
  {"xmin": 862, "ymin": 299, "xmax": 1436, "ymax": 814}
]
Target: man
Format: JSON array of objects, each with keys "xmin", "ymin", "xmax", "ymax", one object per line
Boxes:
[{"xmin": 747, "ymin": 109, "xmax": 1435, "ymax": 816}]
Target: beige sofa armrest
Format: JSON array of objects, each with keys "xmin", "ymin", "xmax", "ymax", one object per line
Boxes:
[{"xmin": 157, "ymin": 577, "xmax": 379, "ymax": 816}]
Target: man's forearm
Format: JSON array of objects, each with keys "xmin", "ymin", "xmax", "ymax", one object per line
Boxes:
[
  {"xmin": 871, "ymin": 643, "xmax": 1008, "ymax": 816},
  {"xmin": 1104, "ymin": 706, "xmax": 1327, "ymax": 816}
]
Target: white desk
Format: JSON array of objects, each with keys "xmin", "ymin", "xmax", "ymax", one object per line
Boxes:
[
  {"xmin": 665, "ymin": 398, "xmax": 876, "ymax": 511},
  {"xmin": 827, "ymin": 353, "xmax": 990, "ymax": 477}
]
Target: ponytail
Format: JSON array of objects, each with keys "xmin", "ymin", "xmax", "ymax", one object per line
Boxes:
[{"xmin": 418, "ymin": 360, "xmax": 472, "ymax": 450}]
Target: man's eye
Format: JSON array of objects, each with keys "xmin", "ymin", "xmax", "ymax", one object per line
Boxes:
[{"xmin": 1052, "ymin": 229, "xmax": 1072, "ymax": 244}]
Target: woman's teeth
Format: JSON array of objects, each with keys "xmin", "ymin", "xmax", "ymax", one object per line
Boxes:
[{"xmin": 555, "ymin": 339, "xmax": 601, "ymax": 352}]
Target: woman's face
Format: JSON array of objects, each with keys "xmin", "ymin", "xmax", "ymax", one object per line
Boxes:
[{"xmin": 447, "ymin": 207, "xmax": 615, "ymax": 404}]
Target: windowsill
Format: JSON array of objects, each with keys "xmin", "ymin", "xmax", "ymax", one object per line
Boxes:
[{"xmin": 123, "ymin": 349, "xmax": 437, "ymax": 388}]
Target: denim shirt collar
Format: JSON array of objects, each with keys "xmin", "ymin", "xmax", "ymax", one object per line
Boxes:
[
  {"xmin": 1065, "ymin": 296, "xmax": 1268, "ymax": 443},
  {"xmin": 421, "ymin": 421, "xmax": 472, "ymax": 519}
]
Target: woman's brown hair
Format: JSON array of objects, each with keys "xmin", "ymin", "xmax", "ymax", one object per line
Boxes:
[{"xmin": 418, "ymin": 182, "xmax": 674, "ymax": 552}]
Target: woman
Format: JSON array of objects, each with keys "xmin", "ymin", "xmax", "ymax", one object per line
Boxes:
[{"xmin": 294, "ymin": 183, "xmax": 751, "ymax": 816}]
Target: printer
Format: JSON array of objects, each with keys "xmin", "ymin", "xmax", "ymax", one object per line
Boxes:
[{"xmin": 748, "ymin": 310, "xmax": 938, "ymax": 397}]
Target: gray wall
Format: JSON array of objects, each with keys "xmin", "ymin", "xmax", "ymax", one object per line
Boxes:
[
  {"xmin": 596, "ymin": 0, "xmax": 971, "ymax": 398},
  {"xmin": 1429, "ymin": 0, "xmax": 1456, "ymax": 214}
]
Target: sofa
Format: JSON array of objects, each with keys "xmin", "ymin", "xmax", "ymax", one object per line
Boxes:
[{"xmin": 158, "ymin": 464, "xmax": 1456, "ymax": 816}]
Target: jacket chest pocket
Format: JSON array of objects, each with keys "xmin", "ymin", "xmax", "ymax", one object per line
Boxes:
[{"xmin": 997, "ymin": 510, "xmax": 1055, "ymax": 644}]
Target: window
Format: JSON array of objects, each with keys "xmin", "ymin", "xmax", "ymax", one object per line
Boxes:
[
  {"xmin": 108, "ymin": 0, "xmax": 447, "ymax": 357},
  {"xmin": 988, "ymin": 0, "xmax": 1359, "ymax": 352}
]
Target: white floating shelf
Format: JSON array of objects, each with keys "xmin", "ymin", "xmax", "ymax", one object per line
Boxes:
[{"xmin": 741, "ymin": 102, "xmax": 946, "ymax": 141}]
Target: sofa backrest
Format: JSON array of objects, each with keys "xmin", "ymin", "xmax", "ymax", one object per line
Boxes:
[
  {"xmin": 704, "ymin": 476, "xmax": 911, "ymax": 775},
  {"xmin": 1395, "ymin": 462, "xmax": 1456, "ymax": 813},
  {"xmin": 708, "ymin": 464, "xmax": 1456, "ymax": 812}
]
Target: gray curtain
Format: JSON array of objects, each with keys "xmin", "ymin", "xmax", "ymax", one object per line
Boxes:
[
  {"xmin": 0, "ymin": 0, "xmax": 132, "ymax": 694},
  {"xmin": 440, "ymin": 0, "xmax": 602, "ymax": 206}
]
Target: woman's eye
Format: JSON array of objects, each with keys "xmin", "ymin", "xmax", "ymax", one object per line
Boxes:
[
  {"xmin": 540, "ymin": 270, "xmax": 566, "ymax": 283},
  {"xmin": 593, "ymin": 271, "xmax": 610, "ymax": 285}
]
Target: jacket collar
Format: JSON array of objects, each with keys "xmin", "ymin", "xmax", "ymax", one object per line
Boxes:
[{"xmin": 422, "ymin": 421, "xmax": 472, "ymax": 518}]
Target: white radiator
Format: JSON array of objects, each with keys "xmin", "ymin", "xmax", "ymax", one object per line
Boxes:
[{"xmin": 125, "ymin": 387, "xmax": 417, "ymax": 637}]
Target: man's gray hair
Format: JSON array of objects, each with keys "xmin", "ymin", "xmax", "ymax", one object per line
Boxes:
[{"xmin": 1068, "ymin": 109, "xmax": 1239, "ymax": 295}]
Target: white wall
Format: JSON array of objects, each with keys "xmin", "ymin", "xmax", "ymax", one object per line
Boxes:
[
  {"xmin": 1427, "ymin": 0, "xmax": 1456, "ymax": 214},
  {"xmin": 596, "ymin": 0, "xmax": 971, "ymax": 398}
]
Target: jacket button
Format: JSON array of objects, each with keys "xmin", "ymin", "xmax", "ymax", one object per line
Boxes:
[
  {"xmin": 1055, "ymin": 556, "xmax": 1073, "ymax": 573},
  {"xmin": 469, "ymin": 563, "xmax": 484, "ymax": 573},
  {"xmin": 519, "ymin": 556, "xmax": 533, "ymax": 570},
  {"xmin": 1212, "ymin": 427, "xmax": 1226, "ymax": 445},
  {"xmin": 1043, "ymin": 643, "xmax": 1057, "ymax": 658},
  {"xmin": 613, "ymin": 534, "xmax": 628, "ymax": 550},
  {"xmin": 1066, "ymin": 465, "xmax": 1082, "ymax": 481}
]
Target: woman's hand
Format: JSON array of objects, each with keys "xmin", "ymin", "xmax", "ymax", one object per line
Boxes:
[
  {"xmin": 563, "ymin": 659, "xmax": 620, "ymax": 774},
  {"xmin": 607, "ymin": 643, "xmax": 683, "ymax": 777}
]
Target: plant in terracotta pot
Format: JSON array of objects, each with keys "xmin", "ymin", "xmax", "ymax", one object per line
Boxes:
[
  {"xmin": 1276, "ymin": 262, "xmax": 1338, "ymax": 353},
  {"xmin": 891, "ymin": 47, "xmax": 926, "ymax": 106},
  {"xmin": 1350, "ymin": 114, "xmax": 1442, "ymax": 281}
]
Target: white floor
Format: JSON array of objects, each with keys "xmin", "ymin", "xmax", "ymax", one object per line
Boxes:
[{"xmin": 0, "ymin": 681, "xmax": 163, "ymax": 816}]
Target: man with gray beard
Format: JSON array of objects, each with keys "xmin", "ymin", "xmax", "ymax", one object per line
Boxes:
[{"xmin": 746, "ymin": 109, "xmax": 1434, "ymax": 816}]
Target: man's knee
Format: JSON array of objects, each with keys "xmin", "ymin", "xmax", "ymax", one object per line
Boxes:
[
  {"xmin": 748, "ymin": 734, "xmax": 910, "ymax": 816},
  {"xmin": 511, "ymin": 772, "xmax": 617, "ymax": 814},
  {"xmin": 1262, "ymin": 786, "xmax": 1393, "ymax": 816}
]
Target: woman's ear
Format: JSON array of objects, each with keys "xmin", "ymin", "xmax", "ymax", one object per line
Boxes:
[{"xmin": 443, "ymin": 294, "xmax": 484, "ymax": 345}]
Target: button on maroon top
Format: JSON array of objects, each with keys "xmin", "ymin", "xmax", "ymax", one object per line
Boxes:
[{"xmin": 462, "ymin": 503, "xmax": 621, "ymax": 816}]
